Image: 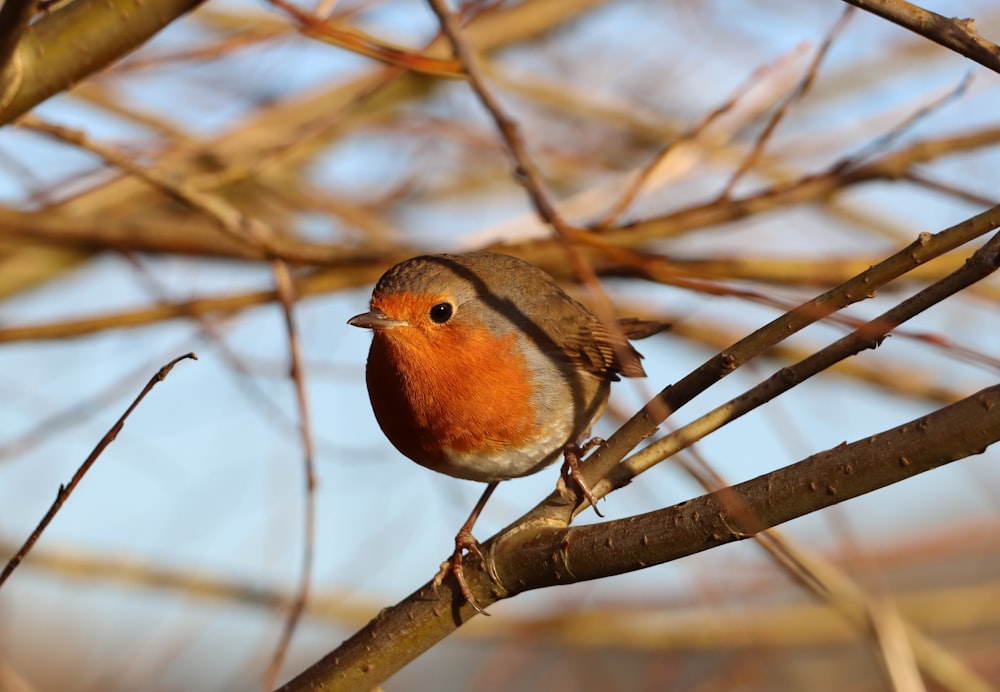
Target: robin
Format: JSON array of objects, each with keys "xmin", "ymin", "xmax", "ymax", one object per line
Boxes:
[{"xmin": 348, "ymin": 251, "xmax": 665, "ymax": 612}]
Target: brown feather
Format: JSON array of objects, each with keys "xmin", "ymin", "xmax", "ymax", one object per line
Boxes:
[{"xmin": 554, "ymin": 316, "xmax": 669, "ymax": 381}]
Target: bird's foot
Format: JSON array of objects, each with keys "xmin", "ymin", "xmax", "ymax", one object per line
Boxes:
[
  {"xmin": 433, "ymin": 527, "xmax": 490, "ymax": 615},
  {"xmin": 561, "ymin": 437, "xmax": 605, "ymax": 517}
]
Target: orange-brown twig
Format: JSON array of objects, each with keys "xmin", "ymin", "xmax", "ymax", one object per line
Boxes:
[{"xmin": 271, "ymin": 0, "xmax": 462, "ymax": 77}]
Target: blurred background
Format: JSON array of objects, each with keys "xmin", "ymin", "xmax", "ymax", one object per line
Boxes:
[{"xmin": 0, "ymin": 0, "xmax": 998, "ymax": 689}]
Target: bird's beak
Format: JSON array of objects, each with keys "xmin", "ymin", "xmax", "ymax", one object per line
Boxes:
[{"xmin": 347, "ymin": 310, "xmax": 408, "ymax": 330}]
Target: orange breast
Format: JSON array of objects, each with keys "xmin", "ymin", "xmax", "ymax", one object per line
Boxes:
[{"xmin": 365, "ymin": 320, "xmax": 539, "ymax": 470}]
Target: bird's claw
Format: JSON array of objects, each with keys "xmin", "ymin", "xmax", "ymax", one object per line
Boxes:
[
  {"xmin": 433, "ymin": 528, "xmax": 490, "ymax": 615},
  {"xmin": 561, "ymin": 437, "xmax": 605, "ymax": 517}
]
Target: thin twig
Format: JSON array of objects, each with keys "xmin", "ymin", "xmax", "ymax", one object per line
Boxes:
[
  {"xmin": 870, "ymin": 596, "xmax": 928, "ymax": 692},
  {"xmin": 905, "ymin": 170, "xmax": 998, "ymax": 208},
  {"xmin": 269, "ymin": 0, "xmax": 462, "ymax": 77},
  {"xmin": 595, "ymin": 44, "xmax": 809, "ymax": 228},
  {"xmin": 511, "ymin": 202, "xmax": 1000, "ymax": 532},
  {"xmin": 592, "ymin": 126, "xmax": 1000, "ymax": 245},
  {"xmin": 426, "ymin": 0, "xmax": 621, "ymax": 321},
  {"xmin": 424, "ymin": 0, "xmax": 568, "ymax": 236},
  {"xmin": 424, "ymin": 0, "xmax": 642, "ymax": 479},
  {"xmin": 0, "ymin": 341, "xmax": 200, "ymax": 462},
  {"xmin": 2, "ymin": 148, "xmax": 1000, "ymax": 347},
  {"xmin": 4, "ymin": 122, "xmax": 997, "ymax": 266},
  {"xmin": 16, "ymin": 112, "xmax": 418, "ymax": 267},
  {"xmin": 122, "ymin": 252, "xmax": 350, "ymax": 458},
  {"xmin": 18, "ymin": 115, "xmax": 285, "ymax": 260},
  {"xmin": 605, "ymin": 229, "xmax": 1000, "ymax": 491},
  {"xmin": 0, "ymin": 352, "xmax": 197, "ymax": 590},
  {"xmin": 262, "ymin": 260, "xmax": 317, "ymax": 691},
  {"xmin": 832, "ymin": 71, "xmax": 972, "ymax": 173},
  {"xmin": 718, "ymin": 7, "xmax": 854, "ymax": 200}
]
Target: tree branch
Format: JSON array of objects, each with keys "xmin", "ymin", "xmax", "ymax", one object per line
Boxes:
[
  {"xmin": 278, "ymin": 384, "xmax": 1000, "ymax": 692},
  {"xmin": 0, "ymin": 352, "xmax": 197, "ymax": 589},
  {"xmin": 0, "ymin": 0, "xmax": 34, "ymax": 108},
  {"xmin": 493, "ymin": 385, "xmax": 1000, "ymax": 590},
  {"xmin": 842, "ymin": 0, "xmax": 1000, "ymax": 75},
  {"xmin": 601, "ymin": 228, "xmax": 1000, "ymax": 493},
  {"xmin": 0, "ymin": 0, "xmax": 208, "ymax": 125},
  {"xmin": 531, "ymin": 204, "xmax": 1000, "ymax": 532}
]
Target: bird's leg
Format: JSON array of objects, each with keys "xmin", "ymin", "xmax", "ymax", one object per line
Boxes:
[
  {"xmin": 561, "ymin": 437, "xmax": 605, "ymax": 517},
  {"xmin": 433, "ymin": 480, "xmax": 498, "ymax": 615}
]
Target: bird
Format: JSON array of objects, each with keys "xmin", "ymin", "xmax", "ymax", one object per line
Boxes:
[{"xmin": 348, "ymin": 251, "xmax": 665, "ymax": 612}]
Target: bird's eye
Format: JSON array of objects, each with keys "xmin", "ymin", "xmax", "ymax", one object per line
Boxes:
[{"xmin": 429, "ymin": 302, "xmax": 454, "ymax": 324}]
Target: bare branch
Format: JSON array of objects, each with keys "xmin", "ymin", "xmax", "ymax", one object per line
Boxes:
[
  {"xmin": 278, "ymin": 384, "xmax": 1000, "ymax": 692},
  {"xmin": 718, "ymin": 7, "xmax": 854, "ymax": 199},
  {"xmin": 0, "ymin": 353, "xmax": 197, "ymax": 590},
  {"xmin": 0, "ymin": 0, "xmax": 34, "ymax": 108},
  {"xmin": 0, "ymin": 0, "xmax": 208, "ymax": 124},
  {"xmin": 843, "ymin": 0, "xmax": 1000, "ymax": 75},
  {"xmin": 551, "ymin": 204, "xmax": 1000, "ymax": 529},
  {"xmin": 263, "ymin": 261, "xmax": 317, "ymax": 690},
  {"xmin": 604, "ymin": 229, "xmax": 1000, "ymax": 492}
]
